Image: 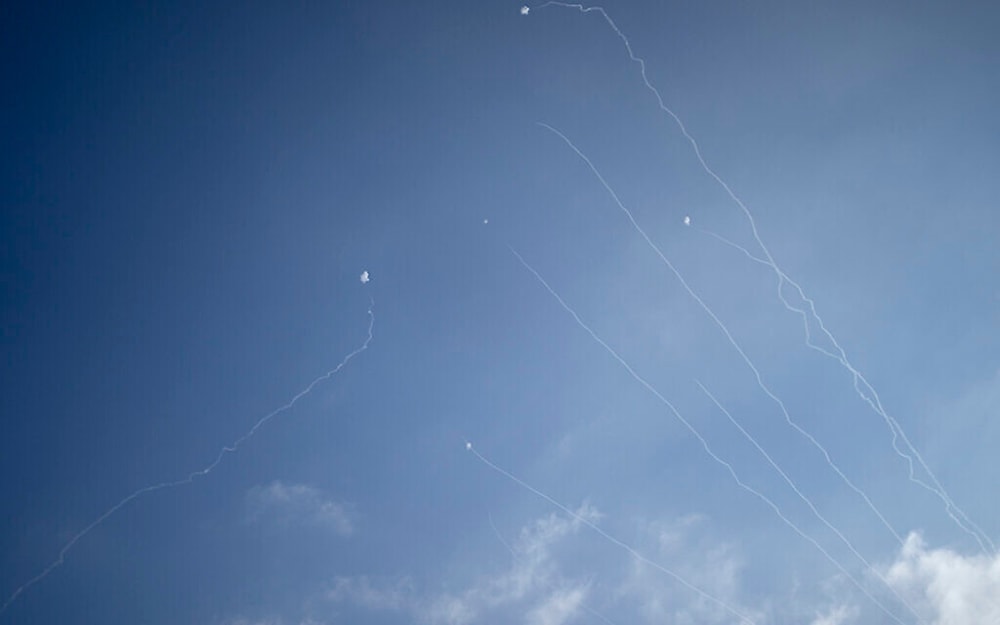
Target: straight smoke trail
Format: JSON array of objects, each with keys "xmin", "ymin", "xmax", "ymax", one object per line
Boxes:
[
  {"xmin": 487, "ymin": 513, "xmax": 620, "ymax": 625},
  {"xmin": 506, "ymin": 249, "xmax": 913, "ymax": 624},
  {"xmin": 468, "ymin": 442, "xmax": 758, "ymax": 625},
  {"xmin": 695, "ymin": 382, "xmax": 922, "ymax": 622},
  {"xmin": 698, "ymin": 227, "xmax": 995, "ymax": 553},
  {"xmin": 533, "ymin": 0, "xmax": 992, "ymax": 555},
  {"xmin": 0, "ymin": 301, "xmax": 375, "ymax": 616},
  {"xmin": 536, "ymin": 121, "xmax": 905, "ymax": 549}
]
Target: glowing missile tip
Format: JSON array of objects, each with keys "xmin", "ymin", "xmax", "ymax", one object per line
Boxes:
[
  {"xmin": 360, "ymin": 270, "xmax": 370, "ymax": 284},
  {"xmin": 683, "ymin": 216, "xmax": 691, "ymax": 226},
  {"xmin": 465, "ymin": 441, "xmax": 473, "ymax": 450},
  {"xmin": 520, "ymin": 6, "xmax": 530, "ymax": 15}
]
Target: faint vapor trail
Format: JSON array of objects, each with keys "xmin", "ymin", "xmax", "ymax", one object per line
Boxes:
[
  {"xmin": 468, "ymin": 441, "xmax": 759, "ymax": 625},
  {"xmin": 698, "ymin": 227, "xmax": 996, "ymax": 553},
  {"xmin": 535, "ymin": 2, "xmax": 744, "ymax": 229},
  {"xmin": 536, "ymin": 122, "xmax": 906, "ymax": 549},
  {"xmin": 536, "ymin": 0, "xmax": 992, "ymax": 555},
  {"xmin": 506, "ymin": 249, "xmax": 913, "ymax": 625},
  {"xmin": 696, "ymin": 382, "xmax": 923, "ymax": 622},
  {"xmin": 0, "ymin": 301, "xmax": 375, "ymax": 616},
  {"xmin": 488, "ymin": 512, "xmax": 516, "ymax": 563},
  {"xmin": 486, "ymin": 513, "xmax": 621, "ymax": 625}
]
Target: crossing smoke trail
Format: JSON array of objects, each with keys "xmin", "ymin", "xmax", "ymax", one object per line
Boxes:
[
  {"xmin": 697, "ymin": 226, "xmax": 996, "ymax": 553},
  {"xmin": 467, "ymin": 441, "xmax": 758, "ymax": 625},
  {"xmin": 0, "ymin": 301, "xmax": 375, "ymax": 616},
  {"xmin": 536, "ymin": 121, "xmax": 906, "ymax": 550},
  {"xmin": 506, "ymin": 249, "xmax": 915, "ymax": 624},
  {"xmin": 531, "ymin": 0, "xmax": 992, "ymax": 554}
]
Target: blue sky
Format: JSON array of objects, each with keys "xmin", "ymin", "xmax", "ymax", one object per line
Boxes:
[{"xmin": 2, "ymin": 1, "xmax": 998, "ymax": 624}]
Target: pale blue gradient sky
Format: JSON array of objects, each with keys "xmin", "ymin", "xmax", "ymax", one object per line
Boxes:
[{"xmin": 2, "ymin": 2, "xmax": 998, "ymax": 624}]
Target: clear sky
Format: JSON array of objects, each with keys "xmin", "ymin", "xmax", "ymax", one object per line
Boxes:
[{"xmin": 2, "ymin": 2, "xmax": 998, "ymax": 624}]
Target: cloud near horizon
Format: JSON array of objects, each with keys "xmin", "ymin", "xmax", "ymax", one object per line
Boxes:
[
  {"xmin": 225, "ymin": 510, "xmax": 1000, "ymax": 625},
  {"xmin": 325, "ymin": 504, "xmax": 599, "ymax": 625},
  {"xmin": 883, "ymin": 532, "xmax": 1000, "ymax": 625}
]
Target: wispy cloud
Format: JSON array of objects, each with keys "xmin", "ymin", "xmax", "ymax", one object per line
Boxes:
[
  {"xmin": 527, "ymin": 585, "xmax": 588, "ymax": 625},
  {"xmin": 245, "ymin": 481, "xmax": 354, "ymax": 536},
  {"xmin": 219, "ymin": 618, "xmax": 287, "ymax": 625},
  {"xmin": 809, "ymin": 605, "xmax": 858, "ymax": 625},
  {"xmin": 325, "ymin": 505, "xmax": 597, "ymax": 625},
  {"xmin": 220, "ymin": 617, "xmax": 329, "ymax": 625},
  {"xmin": 617, "ymin": 515, "xmax": 760, "ymax": 625},
  {"xmin": 423, "ymin": 594, "xmax": 479, "ymax": 625},
  {"xmin": 325, "ymin": 575, "xmax": 413, "ymax": 611},
  {"xmin": 233, "ymin": 507, "xmax": 989, "ymax": 625},
  {"xmin": 652, "ymin": 514, "xmax": 706, "ymax": 553}
]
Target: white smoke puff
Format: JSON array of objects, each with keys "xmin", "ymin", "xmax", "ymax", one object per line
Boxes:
[
  {"xmin": 683, "ymin": 216, "xmax": 691, "ymax": 226},
  {"xmin": 520, "ymin": 6, "xmax": 530, "ymax": 15},
  {"xmin": 360, "ymin": 270, "xmax": 370, "ymax": 284}
]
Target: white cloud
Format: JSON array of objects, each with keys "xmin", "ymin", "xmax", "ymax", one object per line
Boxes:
[
  {"xmin": 809, "ymin": 605, "xmax": 857, "ymax": 625},
  {"xmin": 884, "ymin": 532, "xmax": 1000, "ymax": 625},
  {"xmin": 423, "ymin": 594, "xmax": 478, "ymax": 625},
  {"xmin": 220, "ymin": 617, "xmax": 327, "ymax": 625},
  {"xmin": 421, "ymin": 505, "xmax": 596, "ymax": 624},
  {"xmin": 527, "ymin": 585, "xmax": 587, "ymax": 625},
  {"xmin": 325, "ymin": 576, "xmax": 413, "ymax": 611},
  {"xmin": 617, "ymin": 515, "xmax": 758, "ymax": 625},
  {"xmin": 245, "ymin": 481, "xmax": 354, "ymax": 536},
  {"xmin": 359, "ymin": 270, "xmax": 369, "ymax": 284},
  {"xmin": 653, "ymin": 513, "xmax": 706, "ymax": 553},
  {"xmin": 325, "ymin": 505, "xmax": 597, "ymax": 625}
]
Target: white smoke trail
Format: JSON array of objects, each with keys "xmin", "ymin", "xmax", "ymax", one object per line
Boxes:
[
  {"xmin": 696, "ymin": 382, "xmax": 923, "ymax": 621},
  {"xmin": 697, "ymin": 226, "xmax": 996, "ymax": 553},
  {"xmin": 534, "ymin": 0, "xmax": 993, "ymax": 555},
  {"xmin": 506, "ymin": 249, "xmax": 914, "ymax": 624},
  {"xmin": 0, "ymin": 300, "xmax": 375, "ymax": 616},
  {"xmin": 536, "ymin": 121, "xmax": 905, "ymax": 549},
  {"xmin": 468, "ymin": 442, "xmax": 759, "ymax": 625}
]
